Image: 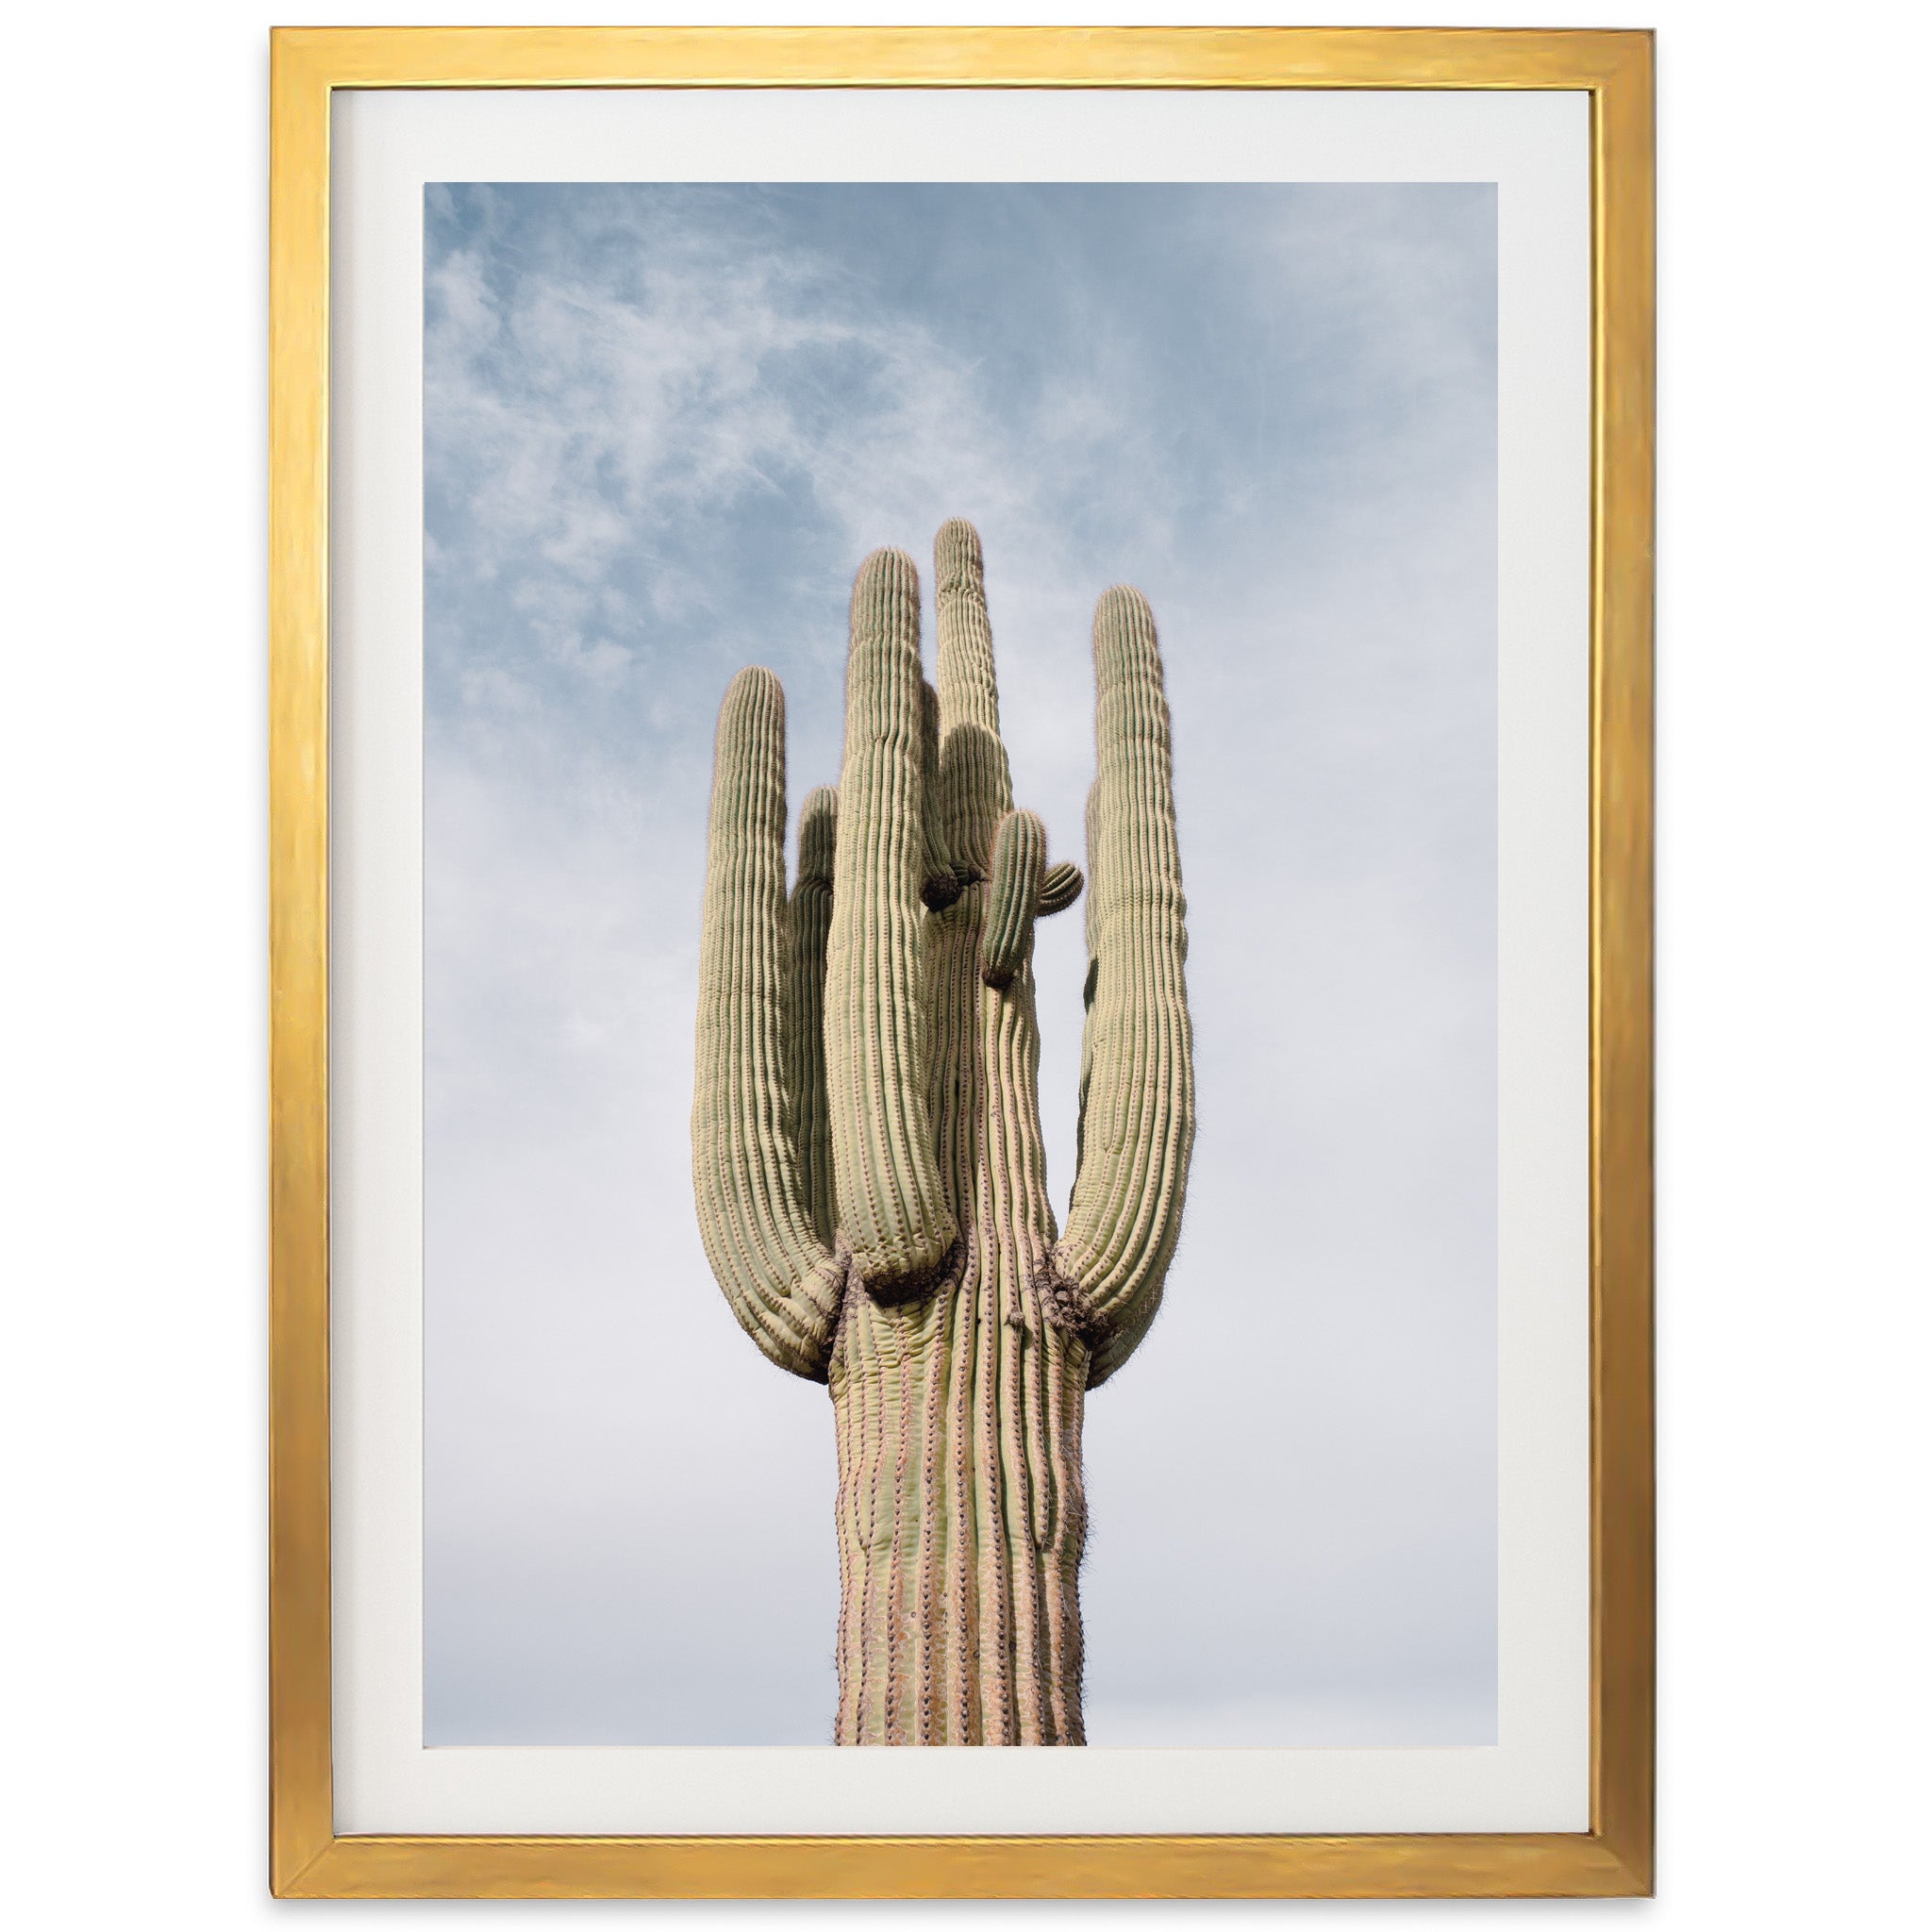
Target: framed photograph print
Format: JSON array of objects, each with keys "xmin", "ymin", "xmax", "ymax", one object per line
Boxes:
[{"xmin": 268, "ymin": 24, "xmax": 1654, "ymax": 1900}]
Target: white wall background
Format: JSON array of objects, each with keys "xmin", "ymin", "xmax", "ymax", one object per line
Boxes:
[{"xmin": 3, "ymin": 0, "xmax": 1925, "ymax": 1922}]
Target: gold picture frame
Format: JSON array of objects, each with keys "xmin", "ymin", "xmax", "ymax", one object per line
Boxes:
[{"xmin": 269, "ymin": 24, "xmax": 1653, "ymax": 1899}]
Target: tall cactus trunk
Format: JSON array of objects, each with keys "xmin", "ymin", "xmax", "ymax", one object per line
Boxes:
[
  {"xmin": 829, "ymin": 886, "xmax": 1089, "ymax": 1745},
  {"xmin": 693, "ymin": 520, "xmax": 1192, "ymax": 1744}
]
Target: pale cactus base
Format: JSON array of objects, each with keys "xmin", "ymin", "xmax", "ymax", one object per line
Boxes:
[{"xmin": 829, "ymin": 893, "xmax": 1089, "ymax": 1745}]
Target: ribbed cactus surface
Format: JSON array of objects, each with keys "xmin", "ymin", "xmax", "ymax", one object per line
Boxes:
[{"xmin": 691, "ymin": 522, "xmax": 1193, "ymax": 1744}]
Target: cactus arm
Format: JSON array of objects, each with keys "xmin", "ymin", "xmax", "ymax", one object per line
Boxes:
[
  {"xmin": 827, "ymin": 550, "xmax": 960, "ymax": 1299},
  {"xmin": 1056, "ymin": 589, "xmax": 1195, "ymax": 1380},
  {"xmin": 692, "ymin": 669, "xmax": 846, "ymax": 1380},
  {"xmin": 1072, "ymin": 781, "xmax": 1102, "ymax": 1202},
  {"xmin": 918, "ymin": 680, "xmax": 965, "ymax": 911},
  {"xmin": 980, "ymin": 809, "xmax": 1047, "ymax": 990},
  {"xmin": 1037, "ymin": 860, "xmax": 1084, "ymax": 918},
  {"xmin": 934, "ymin": 519, "xmax": 1013, "ymax": 874},
  {"xmin": 1085, "ymin": 1267, "xmax": 1168, "ymax": 1387},
  {"xmin": 788, "ymin": 785, "xmax": 840, "ymax": 1245}
]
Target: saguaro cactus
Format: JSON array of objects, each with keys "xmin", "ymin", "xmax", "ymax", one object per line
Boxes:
[{"xmin": 691, "ymin": 522, "xmax": 1193, "ymax": 1744}]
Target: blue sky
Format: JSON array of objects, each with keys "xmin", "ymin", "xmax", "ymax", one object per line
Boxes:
[{"xmin": 424, "ymin": 181, "xmax": 1497, "ymax": 1746}]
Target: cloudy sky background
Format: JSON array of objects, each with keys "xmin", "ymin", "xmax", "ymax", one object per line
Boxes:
[{"xmin": 424, "ymin": 181, "xmax": 1497, "ymax": 1746}]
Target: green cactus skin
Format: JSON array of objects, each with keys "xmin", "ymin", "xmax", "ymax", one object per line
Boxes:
[
  {"xmin": 825, "ymin": 551, "xmax": 961, "ymax": 1301},
  {"xmin": 979, "ymin": 808, "xmax": 1046, "ymax": 991},
  {"xmin": 788, "ymin": 785, "xmax": 840, "ymax": 1244},
  {"xmin": 692, "ymin": 669, "xmax": 847, "ymax": 1378},
  {"xmin": 691, "ymin": 522, "xmax": 1193, "ymax": 1743},
  {"xmin": 1038, "ymin": 858, "xmax": 1084, "ymax": 919},
  {"xmin": 1057, "ymin": 586, "xmax": 1196, "ymax": 1388}
]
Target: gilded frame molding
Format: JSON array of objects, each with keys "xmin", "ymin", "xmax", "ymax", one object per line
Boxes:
[{"xmin": 269, "ymin": 24, "xmax": 1654, "ymax": 1900}]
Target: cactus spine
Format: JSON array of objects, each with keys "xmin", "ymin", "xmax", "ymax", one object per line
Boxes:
[{"xmin": 692, "ymin": 523, "xmax": 1193, "ymax": 1743}]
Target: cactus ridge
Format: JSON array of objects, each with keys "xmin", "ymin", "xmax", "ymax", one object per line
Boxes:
[{"xmin": 692, "ymin": 526, "xmax": 1193, "ymax": 1741}]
